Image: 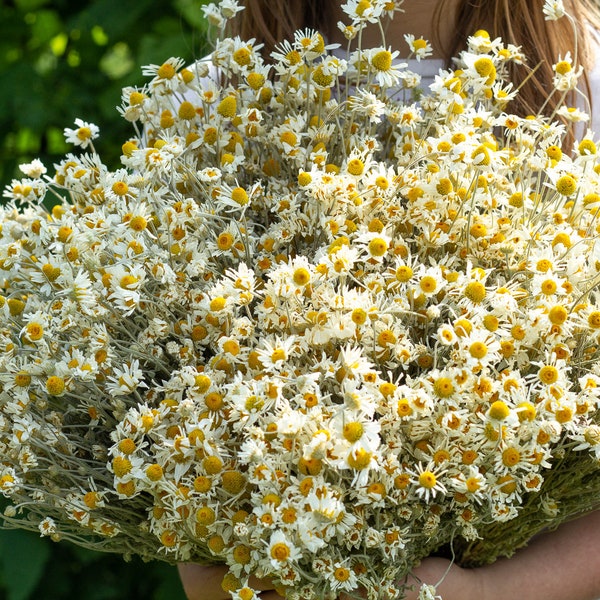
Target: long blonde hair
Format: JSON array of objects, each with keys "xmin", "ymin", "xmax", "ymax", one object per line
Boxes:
[{"xmin": 232, "ymin": 0, "xmax": 600, "ymax": 120}]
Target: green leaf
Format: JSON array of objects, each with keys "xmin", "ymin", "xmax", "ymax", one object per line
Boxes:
[
  {"xmin": 14, "ymin": 0, "xmax": 50, "ymax": 11},
  {"xmin": 137, "ymin": 32, "xmax": 192, "ymax": 68},
  {"xmin": 0, "ymin": 529, "xmax": 51, "ymax": 600},
  {"xmin": 151, "ymin": 563, "xmax": 187, "ymax": 600},
  {"xmin": 173, "ymin": 0, "xmax": 211, "ymax": 29},
  {"xmin": 70, "ymin": 0, "xmax": 154, "ymax": 39},
  {"xmin": 28, "ymin": 10, "xmax": 63, "ymax": 47},
  {"xmin": 99, "ymin": 42, "xmax": 135, "ymax": 79}
]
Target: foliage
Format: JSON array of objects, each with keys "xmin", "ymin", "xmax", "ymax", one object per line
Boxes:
[
  {"xmin": 0, "ymin": 530, "xmax": 184, "ymax": 600},
  {"xmin": 0, "ymin": 526, "xmax": 186, "ymax": 600},
  {"xmin": 0, "ymin": 0, "xmax": 211, "ymax": 194}
]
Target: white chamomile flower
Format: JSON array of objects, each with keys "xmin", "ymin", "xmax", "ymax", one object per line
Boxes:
[
  {"xmin": 63, "ymin": 118, "xmax": 99, "ymax": 149},
  {"xmin": 39, "ymin": 517, "xmax": 57, "ymax": 536},
  {"xmin": 543, "ymin": 0, "xmax": 566, "ymax": 20},
  {"xmin": 363, "ymin": 47, "xmax": 407, "ymax": 87},
  {"xmin": 217, "ymin": 0, "xmax": 244, "ymax": 19},
  {"xmin": 348, "ymin": 89, "xmax": 387, "ymax": 123},
  {"xmin": 409, "ymin": 462, "xmax": 448, "ymax": 502},
  {"xmin": 557, "ymin": 105, "xmax": 590, "ymax": 123},
  {"xmin": 266, "ymin": 530, "xmax": 301, "ymax": 570},
  {"xmin": 19, "ymin": 159, "xmax": 47, "ymax": 179},
  {"xmin": 325, "ymin": 560, "xmax": 359, "ymax": 592},
  {"xmin": 341, "ymin": 0, "xmax": 385, "ymax": 24},
  {"xmin": 404, "ymin": 34, "xmax": 433, "ymax": 60}
]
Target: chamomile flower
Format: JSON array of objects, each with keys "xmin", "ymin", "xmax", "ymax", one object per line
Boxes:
[
  {"xmin": 404, "ymin": 34, "xmax": 433, "ymax": 60},
  {"xmin": 348, "ymin": 89, "xmax": 387, "ymax": 123},
  {"xmin": 19, "ymin": 159, "xmax": 47, "ymax": 179},
  {"xmin": 63, "ymin": 118, "xmax": 100, "ymax": 149},
  {"xmin": 362, "ymin": 47, "xmax": 406, "ymax": 87},
  {"xmin": 266, "ymin": 530, "xmax": 301, "ymax": 570},
  {"xmin": 324, "ymin": 559, "xmax": 359, "ymax": 593},
  {"xmin": 543, "ymin": 0, "xmax": 566, "ymax": 20},
  {"xmin": 409, "ymin": 462, "xmax": 448, "ymax": 502},
  {"xmin": 341, "ymin": 0, "xmax": 385, "ymax": 24}
]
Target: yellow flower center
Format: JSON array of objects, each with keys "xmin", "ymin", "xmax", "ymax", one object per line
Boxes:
[
  {"xmin": 516, "ymin": 401, "xmax": 536, "ymax": 422},
  {"xmin": 371, "ymin": 50, "xmax": 393, "ymax": 71},
  {"xmin": 501, "ymin": 448, "xmax": 521, "ymax": 467},
  {"xmin": 230, "ymin": 187, "xmax": 249, "ymax": 205},
  {"xmin": 271, "ymin": 348, "xmax": 287, "ymax": 363},
  {"xmin": 146, "ymin": 464, "xmax": 163, "ymax": 481},
  {"xmin": 469, "ymin": 341, "xmax": 488, "ymax": 359},
  {"xmin": 217, "ymin": 96, "xmax": 237, "ymax": 118},
  {"xmin": 351, "ymin": 308, "xmax": 368, "ymax": 325},
  {"xmin": 418, "ymin": 470, "xmax": 437, "ymax": 489},
  {"xmin": 270, "ymin": 542, "xmax": 291, "ymax": 561},
  {"xmin": 368, "ymin": 237, "xmax": 388, "ymax": 257},
  {"xmin": 334, "ymin": 567, "xmax": 351, "ymax": 582},
  {"xmin": 555, "ymin": 60, "xmax": 572, "ymax": 75},
  {"xmin": 157, "ymin": 62, "xmax": 176, "ymax": 79},
  {"xmin": 196, "ymin": 506, "xmax": 216, "ymax": 526},
  {"xmin": 76, "ymin": 127, "xmax": 92, "ymax": 141},
  {"xmin": 343, "ymin": 421, "xmax": 364, "ymax": 443},
  {"xmin": 397, "ymin": 399, "xmax": 413, "ymax": 417},
  {"xmin": 347, "ymin": 448, "xmax": 372, "ymax": 470},
  {"xmin": 210, "ymin": 297, "xmax": 226, "ymax": 312},
  {"xmin": 356, "ymin": 0, "xmax": 372, "ymax": 16},
  {"xmin": 548, "ymin": 305, "xmax": 568, "ymax": 324},
  {"xmin": 433, "ymin": 377, "xmax": 454, "ymax": 398},
  {"xmin": 555, "ymin": 174, "xmax": 577, "ymax": 196},
  {"xmin": 46, "ymin": 375, "xmax": 65, "ymax": 396},
  {"xmin": 588, "ymin": 311, "xmax": 600, "ymax": 328},
  {"xmin": 233, "ymin": 545, "xmax": 252, "ymax": 564},
  {"xmin": 489, "ymin": 400, "xmax": 510, "ymax": 420},
  {"xmin": 420, "ymin": 275, "xmax": 437, "ymax": 294},
  {"xmin": 25, "ymin": 322, "xmax": 44, "ymax": 341},
  {"xmin": 233, "ymin": 47, "xmax": 252, "ymax": 66},
  {"xmin": 112, "ymin": 456, "xmax": 132, "ymax": 478},
  {"xmin": 464, "ymin": 281, "xmax": 486, "ymax": 303},
  {"xmin": 347, "ymin": 158, "xmax": 365, "ymax": 176},
  {"xmin": 474, "ymin": 57, "xmax": 495, "ymax": 77},
  {"xmin": 293, "ymin": 267, "xmax": 311, "ymax": 286},
  {"xmin": 546, "ymin": 145, "xmax": 563, "ymax": 160}
]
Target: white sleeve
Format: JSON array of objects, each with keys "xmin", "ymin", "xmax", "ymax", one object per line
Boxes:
[{"xmin": 586, "ymin": 28, "xmax": 600, "ymax": 135}]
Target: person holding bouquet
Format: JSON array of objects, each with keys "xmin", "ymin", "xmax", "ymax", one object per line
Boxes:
[{"xmin": 4, "ymin": 0, "xmax": 600, "ymax": 598}]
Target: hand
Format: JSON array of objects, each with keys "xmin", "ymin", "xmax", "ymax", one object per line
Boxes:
[
  {"xmin": 179, "ymin": 511, "xmax": 600, "ymax": 600},
  {"xmin": 178, "ymin": 560, "xmax": 476, "ymax": 600},
  {"xmin": 177, "ymin": 564, "xmax": 282, "ymax": 600},
  {"xmin": 400, "ymin": 557, "xmax": 481, "ymax": 600}
]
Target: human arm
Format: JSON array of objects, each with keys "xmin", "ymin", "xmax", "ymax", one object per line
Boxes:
[
  {"xmin": 399, "ymin": 509, "xmax": 600, "ymax": 600},
  {"xmin": 179, "ymin": 510, "xmax": 600, "ymax": 600},
  {"xmin": 177, "ymin": 564, "xmax": 283, "ymax": 600},
  {"xmin": 471, "ymin": 509, "xmax": 600, "ymax": 600}
]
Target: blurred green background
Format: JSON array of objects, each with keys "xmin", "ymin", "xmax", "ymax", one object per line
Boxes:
[
  {"xmin": 0, "ymin": 0, "xmax": 211, "ymax": 597},
  {"xmin": 1, "ymin": 0, "xmax": 211, "ymax": 194}
]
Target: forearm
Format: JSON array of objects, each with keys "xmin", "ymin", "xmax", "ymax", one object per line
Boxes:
[
  {"xmin": 477, "ymin": 510, "xmax": 600, "ymax": 600},
  {"xmin": 178, "ymin": 564, "xmax": 229, "ymax": 600},
  {"xmin": 180, "ymin": 511, "xmax": 600, "ymax": 600},
  {"xmin": 402, "ymin": 510, "xmax": 600, "ymax": 600}
]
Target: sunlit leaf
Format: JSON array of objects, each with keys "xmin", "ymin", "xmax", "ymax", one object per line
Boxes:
[{"xmin": 100, "ymin": 42, "xmax": 134, "ymax": 79}]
